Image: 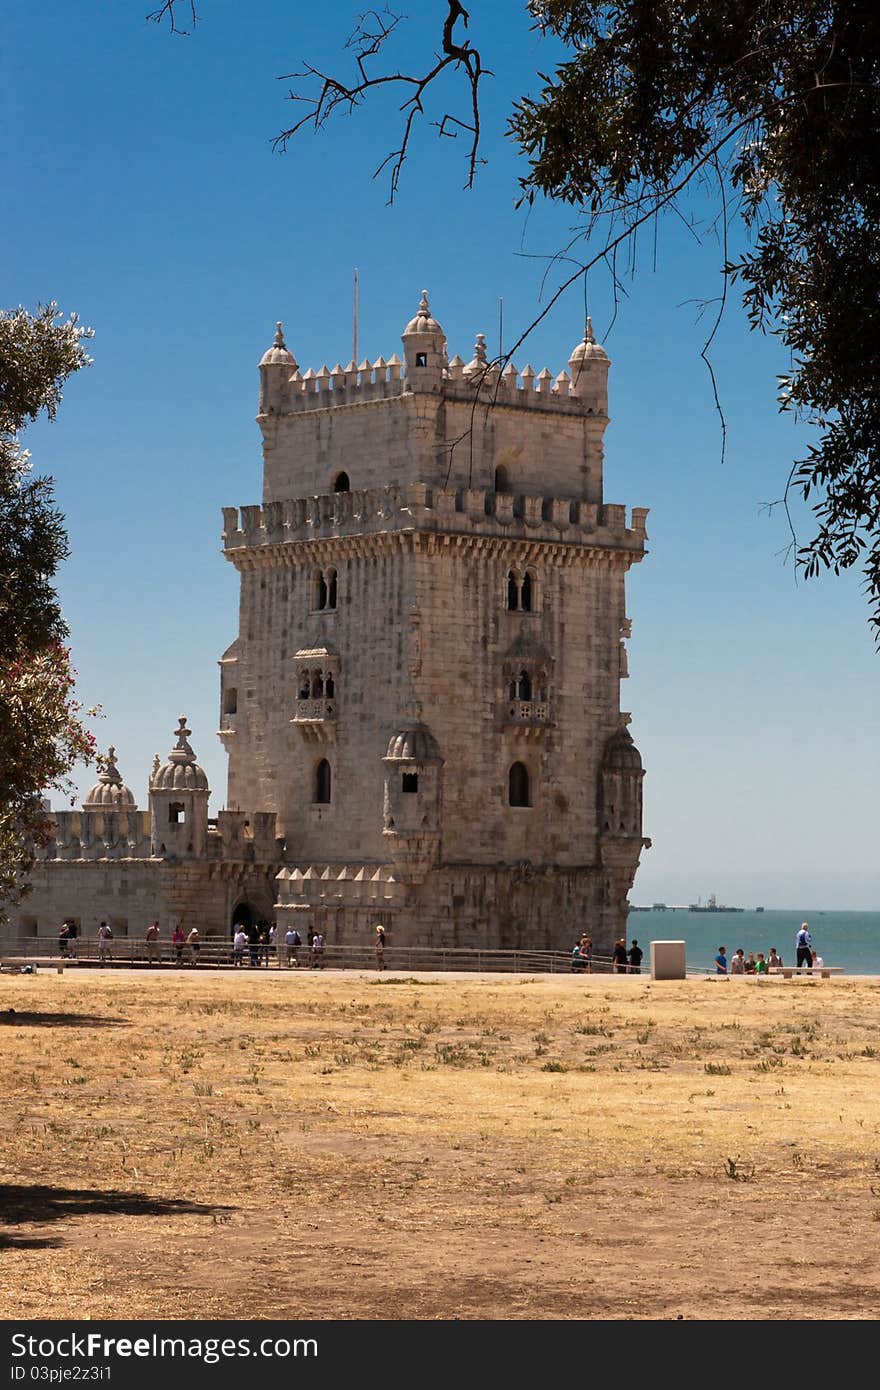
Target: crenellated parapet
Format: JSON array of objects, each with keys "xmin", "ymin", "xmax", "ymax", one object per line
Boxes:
[
  {"xmin": 223, "ymin": 484, "xmax": 648, "ymax": 563},
  {"xmin": 41, "ymin": 809, "xmax": 153, "ymax": 861},
  {"xmin": 275, "ymin": 863, "xmax": 406, "ymax": 910},
  {"xmin": 206, "ymin": 810, "xmax": 281, "ymax": 863}
]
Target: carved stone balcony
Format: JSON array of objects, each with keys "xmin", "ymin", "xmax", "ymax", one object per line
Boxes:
[
  {"xmin": 504, "ymin": 699, "xmax": 552, "ymax": 738},
  {"xmin": 291, "ymin": 698, "xmax": 336, "ymax": 744}
]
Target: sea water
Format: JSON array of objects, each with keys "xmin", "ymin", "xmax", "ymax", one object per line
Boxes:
[{"xmin": 626, "ymin": 908, "xmax": 880, "ymax": 976}]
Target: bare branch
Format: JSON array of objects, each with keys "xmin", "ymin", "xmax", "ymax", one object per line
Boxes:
[
  {"xmin": 147, "ymin": 1, "xmax": 197, "ymax": 35},
  {"xmin": 274, "ymin": 2, "xmax": 490, "ymax": 201}
]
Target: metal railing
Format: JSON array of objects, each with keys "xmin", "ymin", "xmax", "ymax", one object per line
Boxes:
[{"xmin": 0, "ymin": 936, "xmax": 620, "ymax": 976}]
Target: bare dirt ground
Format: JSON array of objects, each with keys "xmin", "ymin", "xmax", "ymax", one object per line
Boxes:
[{"xmin": 2, "ymin": 966, "xmax": 879, "ymax": 1320}]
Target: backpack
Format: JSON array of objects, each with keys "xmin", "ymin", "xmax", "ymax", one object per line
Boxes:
[
  {"xmin": 104, "ymin": 925, "xmax": 113, "ymax": 939},
  {"xmin": 292, "ymin": 931, "xmax": 301, "ymax": 946}
]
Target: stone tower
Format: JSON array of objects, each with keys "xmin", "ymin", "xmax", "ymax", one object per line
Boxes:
[{"xmin": 220, "ymin": 296, "xmax": 649, "ymax": 952}]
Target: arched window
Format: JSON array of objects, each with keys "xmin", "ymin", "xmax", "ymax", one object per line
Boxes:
[
  {"xmin": 520, "ymin": 570, "xmax": 533, "ymax": 613},
  {"xmin": 507, "ymin": 570, "xmax": 519, "ymax": 611},
  {"xmin": 298, "ymin": 672, "xmax": 311, "ymax": 700},
  {"xmin": 517, "ymin": 670, "xmax": 532, "ymax": 701},
  {"xmin": 312, "ymin": 670, "xmax": 325, "ymax": 698},
  {"xmin": 327, "ymin": 567, "xmax": 337, "ymax": 610},
  {"xmin": 508, "ymin": 677, "xmax": 518, "ymax": 701},
  {"xmin": 494, "ymin": 465, "xmax": 510, "ymax": 493},
  {"xmin": 312, "ymin": 568, "xmax": 327, "ymax": 611},
  {"xmin": 508, "ymin": 762, "xmax": 530, "ymax": 807},
  {"xmin": 315, "ymin": 759, "xmax": 332, "ymax": 804},
  {"xmin": 325, "ymin": 673, "xmax": 335, "ymax": 699},
  {"xmin": 333, "ymin": 471, "xmax": 350, "ymax": 493}
]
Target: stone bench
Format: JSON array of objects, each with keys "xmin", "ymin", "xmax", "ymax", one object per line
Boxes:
[
  {"xmin": 0, "ymin": 956, "xmax": 70, "ymax": 975},
  {"xmin": 767, "ymin": 966, "xmax": 843, "ymax": 980}
]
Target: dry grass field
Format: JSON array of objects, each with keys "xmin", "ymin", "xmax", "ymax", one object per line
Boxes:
[{"xmin": 2, "ymin": 965, "xmax": 880, "ymax": 1321}]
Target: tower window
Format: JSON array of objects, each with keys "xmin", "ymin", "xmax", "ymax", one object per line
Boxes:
[
  {"xmin": 223, "ymin": 687, "xmax": 238, "ymax": 715},
  {"xmin": 508, "ymin": 762, "xmax": 530, "ymax": 808},
  {"xmin": 507, "ymin": 570, "xmax": 519, "ymax": 611},
  {"xmin": 520, "ymin": 570, "xmax": 533, "ymax": 613},
  {"xmin": 311, "ymin": 567, "xmax": 338, "ymax": 612},
  {"xmin": 494, "ymin": 465, "xmax": 510, "ymax": 493},
  {"xmin": 169, "ymin": 802, "xmax": 186, "ymax": 825},
  {"xmin": 333, "ymin": 471, "xmax": 350, "ymax": 493},
  {"xmin": 415, "ymin": 352, "xmax": 427, "ymax": 367},
  {"xmin": 315, "ymin": 759, "xmax": 332, "ymax": 804},
  {"xmin": 327, "ymin": 568, "xmax": 337, "ymax": 610},
  {"xmin": 402, "ymin": 772, "xmax": 419, "ymax": 793}
]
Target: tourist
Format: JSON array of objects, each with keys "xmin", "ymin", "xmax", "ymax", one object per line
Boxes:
[
  {"xmin": 768, "ymin": 948, "xmax": 782, "ymax": 969},
  {"xmin": 258, "ymin": 923, "xmax": 271, "ymax": 967},
  {"xmin": 628, "ymin": 939, "xmax": 643, "ymax": 975},
  {"xmin": 796, "ymin": 922, "xmax": 813, "ymax": 969},
  {"xmin": 269, "ymin": 921, "xmax": 277, "ymax": 965},
  {"xmin": 145, "ymin": 920, "xmax": 160, "ymax": 965},
  {"xmin": 745, "ymin": 951, "xmax": 757, "ymax": 974},
  {"xmin": 311, "ymin": 931, "xmax": 325, "ymax": 969},
  {"xmin": 375, "ymin": 923, "xmax": 387, "ymax": 971},
  {"xmin": 612, "ymin": 938, "xmax": 628, "ymax": 973},
  {"xmin": 730, "ymin": 949, "xmax": 746, "ymax": 976},
  {"xmin": 812, "ymin": 946, "xmax": 824, "ymax": 971},
  {"xmin": 247, "ymin": 922, "xmax": 260, "ymax": 968},
  {"xmin": 570, "ymin": 941, "xmax": 585, "ymax": 973},
  {"xmin": 714, "ymin": 946, "xmax": 728, "ymax": 975},
  {"xmin": 58, "ymin": 919, "xmax": 71, "ymax": 958},
  {"xmin": 97, "ymin": 920, "xmax": 113, "ymax": 965},
  {"xmin": 172, "ymin": 924, "xmax": 185, "ymax": 966},
  {"xmin": 284, "ymin": 926, "xmax": 301, "ymax": 968},
  {"xmin": 754, "ymin": 951, "xmax": 768, "ymax": 976},
  {"xmin": 186, "ymin": 926, "xmax": 200, "ymax": 964},
  {"xmin": 580, "ymin": 935, "xmax": 593, "ymax": 973},
  {"xmin": 232, "ymin": 927, "xmax": 248, "ymax": 967}
]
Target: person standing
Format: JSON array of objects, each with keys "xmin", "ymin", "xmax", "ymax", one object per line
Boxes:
[
  {"xmin": 97, "ymin": 920, "xmax": 113, "ymax": 965},
  {"xmin": 284, "ymin": 926, "xmax": 301, "ymax": 968},
  {"xmin": 172, "ymin": 924, "xmax": 185, "ymax": 966},
  {"xmin": 714, "ymin": 946, "xmax": 728, "ymax": 975},
  {"xmin": 580, "ymin": 935, "xmax": 593, "ymax": 973},
  {"xmin": 796, "ymin": 922, "xmax": 813, "ymax": 969},
  {"xmin": 232, "ymin": 927, "xmax": 248, "ymax": 967},
  {"xmin": 58, "ymin": 920, "xmax": 71, "ymax": 958},
  {"xmin": 186, "ymin": 926, "xmax": 200, "ymax": 965},
  {"xmin": 311, "ymin": 930, "xmax": 325, "ymax": 969},
  {"xmin": 627, "ymin": 939, "xmax": 643, "ymax": 975},
  {"xmin": 612, "ymin": 938, "xmax": 628, "ymax": 973},
  {"xmin": 145, "ymin": 920, "xmax": 160, "ymax": 965},
  {"xmin": 375, "ymin": 923, "xmax": 387, "ymax": 971},
  {"xmin": 730, "ymin": 948, "xmax": 746, "ymax": 975}
]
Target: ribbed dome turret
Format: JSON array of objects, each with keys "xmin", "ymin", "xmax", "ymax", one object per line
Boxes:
[
  {"xmin": 83, "ymin": 747, "xmax": 137, "ymax": 809},
  {"xmin": 569, "ymin": 317, "xmax": 610, "ymax": 367},
  {"xmin": 385, "ymin": 723, "xmax": 443, "ymax": 763},
  {"xmin": 602, "ymin": 724, "xmax": 643, "ymax": 772},
  {"xmin": 402, "ymin": 290, "xmax": 445, "ymax": 342},
  {"xmin": 259, "ymin": 321, "xmax": 297, "ymax": 370},
  {"xmin": 150, "ymin": 716, "xmax": 209, "ymax": 791}
]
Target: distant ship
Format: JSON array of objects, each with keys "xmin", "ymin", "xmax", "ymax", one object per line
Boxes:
[
  {"xmin": 688, "ymin": 893, "xmax": 744, "ymax": 913},
  {"xmin": 755, "ymin": 906, "xmax": 764, "ymax": 913}
]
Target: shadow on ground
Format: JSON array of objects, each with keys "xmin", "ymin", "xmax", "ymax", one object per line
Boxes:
[
  {"xmin": 0, "ymin": 1185, "xmax": 234, "ymax": 1247},
  {"xmin": 0, "ymin": 1010, "xmax": 129, "ymax": 1028}
]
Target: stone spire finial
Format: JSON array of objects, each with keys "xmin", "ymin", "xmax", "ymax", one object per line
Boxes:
[
  {"xmin": 274, "ymin": 321, "xmax": 286, "ymax": 348},
  {"xmin": 99, "ymin": 746, "xmax": 123, "ymax": 785},
  {"xmin": 152, "ymin": 753, "xmax": 160, "ymax": 777},
  {"xmin": 170, "ymin": 715, "xmax": 196, "ymax": 763},
  {"xmin": 585, "ymin": 316, "xmax": 595, "ymax": 344},
  {"xmin": 418, "ymin": 290, "xmax": 430, "ymax": 318}
]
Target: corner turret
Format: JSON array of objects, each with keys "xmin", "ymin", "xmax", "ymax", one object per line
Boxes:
[
  {"xmin": 259, "ymin": 322, "xmax": 297, "ymax": 415},
  {"xmin": 149, "ymin": 716, "xmax": 210, "ymax": 859},
  {"xmin": 402, "ymin": 290, "xmax": 447, "ymax": 393}
]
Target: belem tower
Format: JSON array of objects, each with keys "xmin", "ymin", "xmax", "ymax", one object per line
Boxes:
[{"xmin": 9, "ymin": 292, "xmax": 650, "ymax": 954}]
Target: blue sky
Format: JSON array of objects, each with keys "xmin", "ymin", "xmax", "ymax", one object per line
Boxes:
[{"xmin": 3, "ymin": 1, "xmax": 877, "ymax": 909}]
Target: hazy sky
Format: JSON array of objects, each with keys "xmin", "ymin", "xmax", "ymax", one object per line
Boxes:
[{"xmin": 3, "ymin": 1, "xmax": 877, "ymax": 909}]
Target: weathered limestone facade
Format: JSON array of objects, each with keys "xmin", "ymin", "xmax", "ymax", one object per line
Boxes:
[
  {"xmin": 8, "ymin": 292, "xmax": 649, "ymax": 953},
  {"xmin": 223, "ymin": 294, "xmax": 650, "ymax": 951}
]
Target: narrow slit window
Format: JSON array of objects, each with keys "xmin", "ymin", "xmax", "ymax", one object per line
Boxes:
[
  {"xmin": 507, "ymin": 571, "xmax": 519, "ymax": 611},
  {"xmin": 315, "ymin": 759, "xmax": 332, "ymax": 804},
  {"xmin": 520, "ymin": 570, "xmax": 533, "ymax": 613},
  {"xmin": 508, "ymin": 762, "xmax": 530, "ymax": 808}
]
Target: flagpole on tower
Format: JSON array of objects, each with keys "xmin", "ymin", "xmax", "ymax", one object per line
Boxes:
[{"xmin": 353, "ymin": 267, "xmax": 359, "ymax": 367}]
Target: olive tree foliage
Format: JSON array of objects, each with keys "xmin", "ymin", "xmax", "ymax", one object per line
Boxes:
[
  {"xmin": 0, "ymin": 305, "xmax": 98, "ymax": 908},
  {"xmin": 149, "ymin": 1, "xmax": 880, "ymax": 634}
]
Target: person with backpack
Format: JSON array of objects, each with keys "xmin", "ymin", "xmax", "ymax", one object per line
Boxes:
[
  {"xmin": 796, "ymin": 922, "xmax": 813, "ymax": 969},
  {"xmin": 284, "ymin": 926, "xmax": 301, "ymax": 968},
  {"xmin": 97, "ymin": 920, "xmax": 113, "ymax": 964},
  {"xmin": 145, "ymin": 920, "xmax": 160, "ymax": 965}
]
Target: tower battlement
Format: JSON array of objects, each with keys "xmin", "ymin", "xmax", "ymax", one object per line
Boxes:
[{"xmin": 222, "ymin": 485, "xmax": 648, "ymax": 560}]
